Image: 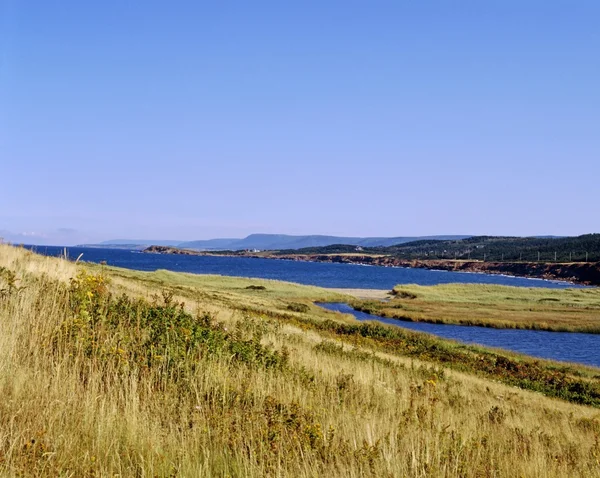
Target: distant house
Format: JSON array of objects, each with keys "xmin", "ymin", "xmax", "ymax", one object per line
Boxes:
[{"xmin": 355, "ymin": 246, "xmax": 363, "ymax": 252}]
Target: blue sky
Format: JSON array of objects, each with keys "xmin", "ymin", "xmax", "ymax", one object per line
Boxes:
[{"xmin": 1, "ymin": 1, "xmax": 598, "ymax": 245}]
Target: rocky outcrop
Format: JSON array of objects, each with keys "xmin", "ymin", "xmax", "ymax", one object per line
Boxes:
[{"xmin": 144, "ymin": 245, "xmax": 202, "ymax": 255}]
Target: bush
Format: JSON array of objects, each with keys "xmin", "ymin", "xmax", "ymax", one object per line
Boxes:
[
  {"xmin": 391, "ymin": 288, "xmax": 418, "ymax": 299},
  {"xmin": 287, "ymin": 302, "xmax": 310, "ymax": 313}
]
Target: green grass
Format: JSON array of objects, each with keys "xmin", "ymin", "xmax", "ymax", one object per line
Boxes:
[
  {"xmin": 98, "ymin": 265, "xmax": 347, "ymax": 302},
  {"xmin": 350, "ymin": 283, "xmax": 600, "ymax": 333}
]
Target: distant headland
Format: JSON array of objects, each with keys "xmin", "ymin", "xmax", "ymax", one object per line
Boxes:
[{"xmin": 141, "ymin": 234, "xmax": 600, "ymax": 286}]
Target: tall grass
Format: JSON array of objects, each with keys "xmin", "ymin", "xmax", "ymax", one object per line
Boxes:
[{"xmin": 1, "ymin": 244, "xmax": 600, "ymax": 476}]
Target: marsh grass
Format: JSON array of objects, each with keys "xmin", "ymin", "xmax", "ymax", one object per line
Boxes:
[
  {"xmin": 1, "ymin": 244, "xmax": 600, "ymax": 477},
  {"xmin": 351, "ymin": 283, "xmax": 600, "ymax": 333}
]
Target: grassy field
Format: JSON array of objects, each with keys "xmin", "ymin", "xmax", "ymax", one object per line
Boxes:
[
  {"xmin": 350, "ymin": 283, "xmax": 600, "ymax": 333},
  {"xmin": 2, "ymin": 244, "xmax": 600, "ymax": 477}
]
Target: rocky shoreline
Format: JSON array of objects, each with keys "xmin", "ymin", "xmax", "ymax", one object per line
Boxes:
[
  {"xmin": 274, "ymin": 254, "xmax": 600, "ymax": 286},
  {"xmin": 143, "ymin": 246, "xmax": 600, "ymax": 286}
]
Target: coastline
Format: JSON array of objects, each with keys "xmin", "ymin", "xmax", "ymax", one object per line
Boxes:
[{"xmin": 143, "ymin": 245, "xmax": 600, "ymax": 286}]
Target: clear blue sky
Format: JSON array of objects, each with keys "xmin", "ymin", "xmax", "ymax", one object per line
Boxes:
[{"xmin": 1, "ymin": 1, "xmax": 598, "ymax": 245}]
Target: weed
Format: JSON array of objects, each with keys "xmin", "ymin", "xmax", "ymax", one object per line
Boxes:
[{"xmin": 0, "ymin": 267, "xmax": 24, "ymax": 298}]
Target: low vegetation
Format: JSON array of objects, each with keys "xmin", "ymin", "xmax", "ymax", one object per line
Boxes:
[
  {"xmin": 351, "ymin": 283, "xmax": 600, "ymax": 333},
  {"xmin": 2, "ymin": 244, "xmax": 600, "ymax": 477}
]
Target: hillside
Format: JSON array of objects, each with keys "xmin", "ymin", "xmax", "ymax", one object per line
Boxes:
[
  {"xmin": 280, "ymin": 234, "xmax": 600, "ymax": 262},
  {"xmin": 2, "ymin": 244, "xmax": 600, "ymax": 476}
]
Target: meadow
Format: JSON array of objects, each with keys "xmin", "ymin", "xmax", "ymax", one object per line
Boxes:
[
  {"xmin": 1, "ymin": 244, "xmax": 600, "ymax": 477},
  {"xmin": 351, "ymin": 283, "xmax": 600, "ymax": 333}
]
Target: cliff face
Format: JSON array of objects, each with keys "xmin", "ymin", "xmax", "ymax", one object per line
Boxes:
[
  {"xmin": 276, "ymin": 254, "xmax": 600, "ymax": 286},
  {"xmin": 421, "ymin": 260, "xmax": 600, "ymax": 286}
]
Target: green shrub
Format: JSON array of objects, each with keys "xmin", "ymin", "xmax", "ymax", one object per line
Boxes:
[
  {"xmin": 391, "ymin": 288, "xmax": 418, "ymax": 299},
  {"xmin": 287, "ymin": 302, "xmax": 310, "ymax": 313}
]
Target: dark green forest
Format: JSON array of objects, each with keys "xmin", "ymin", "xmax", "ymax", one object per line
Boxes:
[{"xmin": 275, "ymin": 234, "xmax": 600, "ymax": 262}]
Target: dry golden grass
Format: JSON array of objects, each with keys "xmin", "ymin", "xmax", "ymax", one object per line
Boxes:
[
  {"xmin": 1, "ymin": 244, "xmax": 600, "ymax": 477},
  {"xmin": 352, "ymin": 283, "xmax": 600, "ymax": 333}
]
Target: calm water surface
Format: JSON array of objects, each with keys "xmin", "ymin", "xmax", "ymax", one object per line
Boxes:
[
  {"xmin": 317, "ymin": 303, "xmax": 600, "ymax": 368},
  {"xmin": 27, "ymin": 246, "xmax": 585, "ymax": 290}
]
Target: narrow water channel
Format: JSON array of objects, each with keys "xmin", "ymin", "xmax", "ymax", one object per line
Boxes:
[{"xmin": 316, "ymin": 302, "xmax": 600, "ymax": 368}]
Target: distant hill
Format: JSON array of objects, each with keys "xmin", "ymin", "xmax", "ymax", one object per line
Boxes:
[
  {"xmin": 78, "ymin": 243, "xmax": 149, "ymax": 250},
  {"xmin": 83, "ymin": 234, "xmax": 472, "ymax": 251},
  {"xmin": 287, "ymin": 234, "xmax": 600, "ymax": 263},
  {"xmin": 99, "ymin": 239, "xmax": 183, "ymax": 247},
  {"xmin": 177, "ymin": 234, "xmax": 471, "ymax": 251}
]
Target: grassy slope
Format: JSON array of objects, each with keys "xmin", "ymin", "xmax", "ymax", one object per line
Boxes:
[
  {"xmin": 1, "ymin": 244, "xmax": 600, "ymax": 477},
  {"xmin": 351, "ymin": 283, "xmax": 600, "ymax": 333}
]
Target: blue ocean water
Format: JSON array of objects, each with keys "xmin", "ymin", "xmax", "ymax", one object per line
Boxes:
[{"xmin": 26, "ymin": 246, "xmax": 585, "ymax": 290}]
